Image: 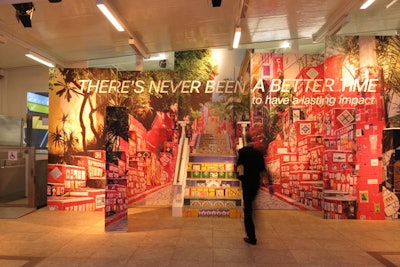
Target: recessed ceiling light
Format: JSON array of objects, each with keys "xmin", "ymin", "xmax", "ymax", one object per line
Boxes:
[{"xmin": 281, "ymin": 41, "xmax": 290, "ymax": 49}]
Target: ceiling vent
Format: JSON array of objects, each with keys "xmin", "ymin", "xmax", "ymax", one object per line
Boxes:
[
  {"xmin": 211, "ymin": 0, "xmax": 222, "ymax": 7},
  {"xmin": 12, "ymin": 2, "xmax": 35, "ymax": 27}
]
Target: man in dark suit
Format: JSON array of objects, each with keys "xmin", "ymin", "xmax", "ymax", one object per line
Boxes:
[{"xmin": 236, "ymin": 134, "xmax": 274, "ymax": 245}]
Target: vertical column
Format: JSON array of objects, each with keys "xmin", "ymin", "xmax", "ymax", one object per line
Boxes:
[{"xmin": 237, "ymin": 121, "xmax": 250, "ymax": 149}]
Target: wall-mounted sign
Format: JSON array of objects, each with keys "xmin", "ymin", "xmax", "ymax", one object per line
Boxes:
[{"xmin": 8, "ymin": 151, "xmax": 17, "ymax": 160}]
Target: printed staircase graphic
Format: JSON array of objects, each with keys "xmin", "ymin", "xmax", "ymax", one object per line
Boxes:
[{"xmin": 183, "ymin": 134, "xmax": 243, "ymax": 218}]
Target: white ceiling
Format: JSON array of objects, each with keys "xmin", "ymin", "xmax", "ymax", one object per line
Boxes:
[{"xmin": 0, "ymin": 0, "xmax": 399, "ymax": 71}]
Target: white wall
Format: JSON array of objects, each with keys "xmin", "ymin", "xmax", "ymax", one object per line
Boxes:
[{"xmin": 0, "ymin": 66, "xmax": 49, "ymax": 119}]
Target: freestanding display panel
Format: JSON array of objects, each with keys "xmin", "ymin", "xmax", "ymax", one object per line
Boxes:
[{"xmin": 105, "ymin": 106, "xmax": 129, "ymax": 232}]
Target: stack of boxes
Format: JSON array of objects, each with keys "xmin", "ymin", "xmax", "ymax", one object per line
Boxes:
[
  {"xmin": 354, "ymin": 92, "xmax": 385, "ymax": 220},
  {"xmin": 69, "ymin": 188, "xmax": 105, "ymax": 211},
  {"xmin": 323, "ymin": 194, "xmax": 357, "ymax": 219},
  {"xmin": 105, "ymin": 136, "xmax": 128, "ymax": 221},
  {"xmin": 47, "ymin": 164, "xmax": 86, "ymax": 197},
  {"xmin": 47, "ymin": 196, "xmax": 95, "ymax": 211},
  {"xmin": 127, "ymin": 151, "xmax": 151, "ymax": 202},
  {"xmin": 265, "ymin": 93, "xmax": 388, "ymax": 219},
  {"xmin": 47, "ymin": 150, "xmax": 107, "ymax": 211},
  {"xmin": 267, "ymin": 107, "xmax": 324, "ymax": 209},
  {"xmin": 299, "ymin": 135, "xmax": 324, "ymax": 208},
  {"xmin": 105, "ymin": 182, "xmax": 128, "ymax": 217},
  {"xmin": 265, "ymin": 103, "xmax": 362, "ymax": 214},
  {"xmin": 183, "ymin": 161, "xmax": 242, "ymax": 218},
  {"xmin": 73, "ymin": 151, "xmax": 105, "ymax": 180}
]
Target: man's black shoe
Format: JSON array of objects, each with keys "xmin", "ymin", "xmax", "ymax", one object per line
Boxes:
[{"xmin": 244, "ymin": 237, "xmax": 257, "ymax": 245}]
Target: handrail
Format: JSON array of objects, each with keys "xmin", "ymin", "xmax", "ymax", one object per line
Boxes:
[
  {"xmin": 178, "ymin": 138, "xmax": 189, "ymax": 184},
  {"xmin": 172, "ymin": 121, "xmax": 191, "ymax": 217},
  {"xmin": 172, "ymin": 135, "xmax": 190, "ymax": 217},
  {"xmin": 173, "ymin": 136, "xmax": 184, "ymax": 184},
  {"xmin": 173, "ymin": 136, "xmax": 189, "ymax": 185},
  {"xmin": 173, "ymin": 121, "xmax": 191, "ymax": 185}
]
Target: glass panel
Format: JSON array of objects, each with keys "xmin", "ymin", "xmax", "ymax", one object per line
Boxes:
[{"xmin": 0, "ymin": 115, "xmax": 23, "ymax": 146}]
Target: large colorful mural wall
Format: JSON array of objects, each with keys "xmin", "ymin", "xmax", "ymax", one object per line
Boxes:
[
  {"xmin": 46, "ymin": 36, "xmax": 400, "ymax": 221},
  {"xmin": 250, "ymin": 36, "xmax": 400, "ymax": 220},
  {"xmin": 46, "ymin": 50, "xmax": 247, "ymax": 228}
]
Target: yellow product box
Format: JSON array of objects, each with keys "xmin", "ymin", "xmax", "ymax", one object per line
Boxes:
[
  {"xmin": 191, "ymin": 188, "xmax": 199, "ymax": 197},
  {"xmin": 226, "ymin": 188, "xmax": 238, "ymax": 197},
  {"xmin": 202, "ymin": 163, "xmax": 210, "ymax": 171},
  {"xmin": 199, "ymin": 188, "xmax": 207, "ymax": 198},
  {"xmin": 192, "ymin": 163, "xmax": 202, "ymax": 171},
  {"xmin": 208, "ymin": 188, "xmax": 216, "ymax": 197},
  {"xmin": 187, "ymin": 163, "xmax": 192, "ymax": 171},
  {"xmin": 215, "ymin": 189, "xmax": 225, "ymax": 197},
  {"xmin": 225, "ymin": 163, "xmax": 235, "ymax": 172},
  {"xmin": 207, "ymin": 163, "xmax": 216, "ymax": 171},
  {"xmin": 215, "ymin": 163, "xmax": 225, "ymax": 171}
]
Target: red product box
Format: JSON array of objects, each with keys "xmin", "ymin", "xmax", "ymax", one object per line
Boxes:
[
  {"xmin": 336, "ymin": 124, "xmax": 355, "ymax": 151},
  {"xmin": 87, "ymin": 150, "xmax": 106, "ymax": 160},
  {"xmin": 281, "ymin": 162, "xmax": 309, "ymax": 172},
  {"xmin": 325, "ymin": 108, "xmax": 355, "ymax": 136},
  {"xmin": 47, "ymin": 196, "xmax": 95, "ymax": 211},
  {"xmin": 47, "ymin": 183, "xmax": 65, "ymax": 196},
  {"xmin": 48, "ymin": 164, "xmax": 86, "ymax": 184},
  {"xmin": 136, "ymin": 150, "xmax": 152, "ymax": 158},
  {"xmin": 70, "ymin": 188, "xmax": 105, "ymax": 211},
  {"xmin": 282, "ymin": 107, "xmax": 306, "ymax": 126},
  {"xmin": 324, "ymin": 137, "xmax": 337, "ymax": 150},
  {"xmin": 299, "ymin": 135, "xmax": 323, "ymax": 149},
  {"xmin": 280, "ymin": 153, "xmax": 297, "ymax": 162},
  {"xmin": 324, "ymin": 150, "xmax": 354, "ymax": 172},
  {"xmin": 107, "ymin": 163, "xmax": 119, "ymax": 178},
  {"xmin": 323, "ymin": 195, "xmax": 357, "ymax": 219},
  {"xmin": 73, "ymin": 156, "xmax": 106, "ymax": 179},
  {"xmin": 308, "ymin": 145, "xmax": 324, "ymax": 166},
  {"xmin": 293, "ymin": 120, "xmax": 317, "ymax": 137},
  {"xmin": 291, "ymin": 170, "xmax": 321, "ymax": 181}
]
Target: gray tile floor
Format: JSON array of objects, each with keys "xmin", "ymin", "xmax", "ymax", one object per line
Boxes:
[{"xmin": 0, "ymin": 204, "xmax": 400, "ymax": 267}]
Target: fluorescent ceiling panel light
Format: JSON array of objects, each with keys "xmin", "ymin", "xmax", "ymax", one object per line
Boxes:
[
  {"xmin": 232, "ymin": 27, "xmax": 241, "ymax": 49},
  {"xmin": 25, "ymin": 52, "xmax": 55, "ymax": 67},
  {"xmin": 386, "ymin": 0, "xmax": 398, "ymax": 8},
  {"xmin": 96, "ymin": 0, "xmax": 124, "ymax": 32},
  {"xmin": 360, "ymin": 0, "xmax": 375, "ymax": 9}
]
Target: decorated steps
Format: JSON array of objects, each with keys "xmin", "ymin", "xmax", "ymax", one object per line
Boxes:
[{"xmin": 183, "ymin": 134, "xmax": 242, "ymax": 218}]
